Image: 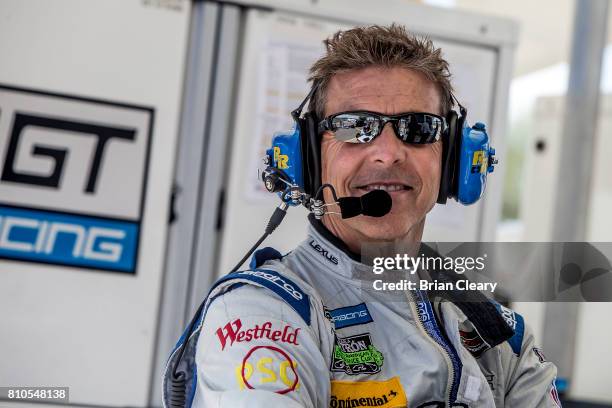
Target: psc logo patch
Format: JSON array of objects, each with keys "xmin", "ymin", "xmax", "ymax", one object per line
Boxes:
[
  {"xmin": 330, "ymin": 376, "xmax": 407, "ymax": 408},
  {"xmin": 0, "ymin": 85, "xmax": 153, "ymax": 273},
  {"xmin": 236, "ymin": 345, "xmax": 299, "ymax": 394}
]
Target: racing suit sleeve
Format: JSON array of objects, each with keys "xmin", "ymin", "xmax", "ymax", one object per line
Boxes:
[
  {"xmin": 192, "ymin": 284, "xmax": 330, "ymax": 407},
  {"xmin": 503, "ymin": 323, "xmax": 561, "ymax": 407}
]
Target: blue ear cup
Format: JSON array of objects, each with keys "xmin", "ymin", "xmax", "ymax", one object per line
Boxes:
[
  {"xmin": 262, "ymin": 111, "xmax": 319, "ymax": 206},
  {"xmin": 263, "ymin": 124, "xmax": 305, "ymax": 205},
  {"xmin": 437, "ymin": 107, "xmax": 497, "ymax": 205},
  {"xmin": 455, "ymin": 121, "xmax": 497, "ymax": 205},
  {"xmin": 261, "ymin": 85, "xmax": 321, "ymax": 207}
]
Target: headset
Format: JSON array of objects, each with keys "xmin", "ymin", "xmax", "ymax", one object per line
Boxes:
[
  {"xmin": 165, "ymin": 82, "xmax": 499, "ymax": 408},
  {"xmin": 261, "ymin": 83, "xmax": 498, "ymax": 210}
]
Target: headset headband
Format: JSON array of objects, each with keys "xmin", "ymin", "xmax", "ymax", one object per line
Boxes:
[{"xmin": 292, "ymin": 83, "xmax": 319, "ymax": 120}]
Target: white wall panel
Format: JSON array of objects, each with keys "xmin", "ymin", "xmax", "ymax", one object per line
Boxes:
[{"xmin": 0, "ymin": 1, "xmax": 190, "ymax": 406}]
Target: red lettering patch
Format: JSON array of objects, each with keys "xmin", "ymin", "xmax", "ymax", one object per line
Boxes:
[{"xmin": 216, "ymin": 319, "xmax": 300, "ymax": 351}]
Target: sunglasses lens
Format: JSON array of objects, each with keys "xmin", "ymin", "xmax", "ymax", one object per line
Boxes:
[
  {"xmin": 420, "ymin": 114, "xmax": 443, "ymax": 142},
  {"xmin": 398, "ymin": 113, "xmax": 444, "ymax": 143},
  {"xmin": 331, "ymin": 114, "xmax": 380, "ymax": 143},
  {"xmin": 325, "ymin": 112, "xmax": 445, "ymax": 144}
]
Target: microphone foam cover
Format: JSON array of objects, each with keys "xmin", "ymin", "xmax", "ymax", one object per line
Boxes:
[
  {"xmin": 360, "ymin": 189, "xmax": 392, "ymax": 217},
  {"xmin": 338, "ymin": 196, "xmax": 362, "ymax": 219}
]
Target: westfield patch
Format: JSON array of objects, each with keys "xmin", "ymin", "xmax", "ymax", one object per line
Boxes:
[
  {"xmin": 331, "ymin": 333, "xmax": 384, "ymax": 375},
  {"xmin": 330, "ymin": 376, "xmax": 407, "ymax": 408},
  {"xmin": 216, "ymin": 319, "xmax": 300, "ymax": 351}
]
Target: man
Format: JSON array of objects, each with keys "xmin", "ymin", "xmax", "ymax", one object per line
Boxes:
[{"xmin": 164, "ymin": 25, "xmax": 559, "ymax": 407}]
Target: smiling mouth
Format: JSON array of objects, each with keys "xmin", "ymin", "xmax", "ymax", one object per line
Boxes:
[{"xmin": 355, "ymin": 184, "xmax": 413, "ymax": 193}]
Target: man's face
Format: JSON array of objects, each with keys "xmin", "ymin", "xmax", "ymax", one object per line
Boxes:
[{"xmin": 321, "ymin": 66, "xmax": 443, "ymax": 243}]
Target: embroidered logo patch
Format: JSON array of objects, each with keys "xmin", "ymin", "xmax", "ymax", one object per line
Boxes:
[
  {"xmin": 325, "ymin": 303, "xmax": 373, "ymax": 329},
  {"xmin": 216, "ymin": 319, "xmax": 300, "ymax": 351},
  {"xmin": 331, "ymin": 333, "xmax": 384, "ymax": 375},
  {"xmin": 330, "ymin": 376, "xmax": 407, "ymax": 408},
  {"xmin": 236, "ymin": 345, "xmax": 299, "ymax": 394}
]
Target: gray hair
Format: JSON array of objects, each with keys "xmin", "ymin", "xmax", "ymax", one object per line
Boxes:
[{"xmin": 308, "ymin": 24, "xmax": 454, "ymax": 118}]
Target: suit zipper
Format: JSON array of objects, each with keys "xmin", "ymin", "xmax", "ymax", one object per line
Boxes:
[{"xmin": 406, "ymin": 289, "xmax": 461, "ymax": 408}]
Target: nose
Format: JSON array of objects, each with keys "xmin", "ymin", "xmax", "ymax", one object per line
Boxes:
[{"xmin": 367, "ymin": 122, "xmax": 407, "ymax": 166}]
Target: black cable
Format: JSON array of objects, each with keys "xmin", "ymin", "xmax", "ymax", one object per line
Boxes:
[
  {"xmin": 169, "ymin": 202, "xmax": 290, "ymax": 407},
  {"xmin": 230, "ymin": 202, "xmax": 288, "ymax": 273},
  {"xmin": 315, "ymin": 183, "xmax": 338, "ymax": 201},
  {"xmin": 229, "ymin": 232, "xmax": 270, "ymax": 273}
]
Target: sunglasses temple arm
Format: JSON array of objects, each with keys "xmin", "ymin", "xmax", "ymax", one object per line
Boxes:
[{"xmin": 317, "ymin": 120, "xmax": 329, "ymax": 134}]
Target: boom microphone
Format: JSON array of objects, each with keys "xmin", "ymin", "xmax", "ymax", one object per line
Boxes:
[{"xmin": 338, "ymin": 189, "xmax": 392, "ymax": 219}]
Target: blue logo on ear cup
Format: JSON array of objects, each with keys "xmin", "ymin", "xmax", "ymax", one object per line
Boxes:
[
  {"xmin": 456, "ymin": 122, "xmax": 497, "ymax": 205},
  {"xmin": 264, "ymin": 124, "xmax": 304, "ymax": 204}
]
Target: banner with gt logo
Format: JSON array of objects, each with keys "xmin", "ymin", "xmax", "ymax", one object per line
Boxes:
[{"xmin": 0, "ymin": 85, "xmax": 153, "ymax": 273}]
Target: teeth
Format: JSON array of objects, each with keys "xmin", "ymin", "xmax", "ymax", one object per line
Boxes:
[{"xmin": 365, "ymin": 184, "xmax": 405, "ymax": 192}]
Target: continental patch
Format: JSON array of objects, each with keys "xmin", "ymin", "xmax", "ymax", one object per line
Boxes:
[
  {"xmin": 330, "ymin": 376, "xmax": 407, "ymax": 408},
  {"xmin": 331, "ymin": 333, "xmax": 384, "ymax": 375}
]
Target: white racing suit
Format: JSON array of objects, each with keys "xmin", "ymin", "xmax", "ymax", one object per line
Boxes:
[{"xmin": 163, "ymin": 216, "xmax": 561, "ymax": 407}]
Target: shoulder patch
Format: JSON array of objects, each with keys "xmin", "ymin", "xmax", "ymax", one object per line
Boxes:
[
  {"xmin": 163, "ymin": 263, "xmax": 305, "ymax": 407},
  {"xmin": 494, "ymin": 303, "xmax": 525, "ymax": 356},
  {"xmin": 213, "ymin": 268, "xmax": 311, "ymax": 325}
]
